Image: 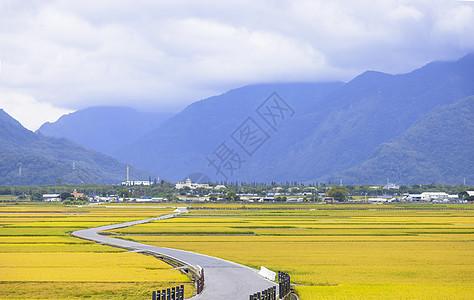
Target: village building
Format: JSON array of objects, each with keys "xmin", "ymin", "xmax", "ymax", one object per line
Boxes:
[
  {"xmin": 122, "ymin": 180, "xmax": 152, "ymax": 186},
  {"xmin": 72, "ymin": 189, "xmax": 84, "ymax": 198},
  {"xmin": 42, "ymin": 194, "xmax": 61, "ymax": 202},
  {"xmin": 420, "ymin": 192, "xmax": 448, "ymax": 201},
  {"xmin": 175, "ymin": 178, "xmax": 210, "ymax": 189}
]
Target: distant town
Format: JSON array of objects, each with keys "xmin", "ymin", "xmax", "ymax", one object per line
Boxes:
[{"xmin": 1, "ymin": 177, "xmax": 473, "ymax": 205}]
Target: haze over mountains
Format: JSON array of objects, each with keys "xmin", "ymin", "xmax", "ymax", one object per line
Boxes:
[
  {"xmin": 38, "ymin": 107, "xmax": 173, "ymax": 157},
  {"xmin": 5, "ymin": 53, "xmax": 474, "ymax": 185},
  {"xmin": 116, "ymin": 53, "xmax": 473, "ymax": 185}
]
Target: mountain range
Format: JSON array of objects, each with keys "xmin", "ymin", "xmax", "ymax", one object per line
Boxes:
[
  {"xmin": 4, "ymin": 52, "xmax": 474, "ymax": 185},
  {"xmin": 0, "ymin": 109, "xmax": 153, "ymax": 185},
  {"xmin": 113, "ymin": 53, "xmax": 473, "ymax": 184},
  {"xmin": 38, "ymin": 107, "xmax": 173, "ymax": 157},
  {"xmin": 328, "ymin": 95, "xmax": 473, "ymax": 184}
]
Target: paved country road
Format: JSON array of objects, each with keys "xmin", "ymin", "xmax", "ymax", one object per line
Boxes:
[{"xmin": 71, "ymin": 209, "xmax": 277, "ymax": 299}]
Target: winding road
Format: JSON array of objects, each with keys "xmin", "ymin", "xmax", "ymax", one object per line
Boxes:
[{"xmin": 71, "ymin": 209, "xmax": 276, "ymax": 299}]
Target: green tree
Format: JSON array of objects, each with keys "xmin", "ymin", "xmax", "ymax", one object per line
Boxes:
[
  {"xmin": 460, "ymin": 191, "xmax": 474, "ymax": 202},
  {"xmin": 327, "ymin": 186, "xmax": 350, "ymax": 201},
  {"xmin": 225, "ymin": 190, "xmax": 239, "ymax": 201},
  {"xmin": 118, "ymin": 189, "xmax": 130, "ymax": 198},
  {"xmin": 178, "ymin": 186, "xmax": 191, "ymax": 195},
  {"xmin": 30, "ymin": 192, "xmax": 42, "ymax": 201},
  {"xmin": 59, "ymin": 192, "xmax": 72, "ymax": 200},
  {"xmin": 165, "ymin": 194, "xmax": 178, "ymax": 201}
]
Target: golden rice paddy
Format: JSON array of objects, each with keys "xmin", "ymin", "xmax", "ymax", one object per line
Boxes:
[
  {"xmin": 109, "ymin": 204, "xmax": 474, "ymax": 299},
  {"xmin": 0, "ymin": 204, "xmax": 193, "ymax": 299},
  {"xmin": 1, "ymin": 203, "xmax": 473, "ymax": 299}
]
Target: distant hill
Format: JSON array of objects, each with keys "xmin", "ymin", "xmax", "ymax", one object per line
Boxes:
[
  {"xmin": 325, "ymin": 96, "xmax": 474, "ymax": 185},
  {"xmin": 113, "ymin": 82, "xmax": 345, "ymax": 181},
  {"xmin": 37, "ymin": 107, "xmax": 173, "ymax": 156},
  {"xmin": 268, "ymin": 53, "xmax": 474, "ymax": 184},
  {"xmin": 113, "ymin": 53, "xmax": 474, "ymax": 184},
  {"xmin": 0, "ymin": 109, "xmax": 153, "ymax": 185}
]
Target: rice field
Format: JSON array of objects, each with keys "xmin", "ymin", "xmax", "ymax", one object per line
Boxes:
[
  {"xmin": 109, "ymin": 204, "xmax": 474, "ymax": 299},
  {"xmin": 0, "ymin": 204, "xmax": 194, "ymax": 299},
  {"xmin": 1, "ymin": 202, "xmax": 473, "ymax": 299}
]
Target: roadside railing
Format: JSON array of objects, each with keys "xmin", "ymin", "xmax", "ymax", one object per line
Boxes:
[
  {"xmin": 152, "ymin": 285, "xmax": 184, "ymax": 300},
  {"xmin": 249, "ymin": 270, "xmax": 291, "ymax": 300},
  {"xmin": 150, "ymin": 264, "xmax": 203, "ymax": 299},
  {"xmin": 196, "ymin": 268, "xmax": 204, "ymax": 294},
  {"xmin": 249, "ymin": 286, "xmax": 277, "ymax": 300},
  {"xmin": 278, "ymin": 271, "xmax": 291, "ymax": 299}
]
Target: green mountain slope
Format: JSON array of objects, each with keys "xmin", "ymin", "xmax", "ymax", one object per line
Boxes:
[
  {"xmin": 328, "ymin": 96, "xmax": 474, "ymax": 185},
  {"xmin": 0, "ymin": 109, "xmax": 152, "ymax": 185},
  {"xmin": 113, "ymin": 82, "xmax": 345, "ymax": 181}
]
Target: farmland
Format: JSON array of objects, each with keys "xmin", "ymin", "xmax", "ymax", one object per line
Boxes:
[
  {"xmin": 1, "ymin": 202, "xmax": 472, "ymax": 299},
  {"xmin": 0, "ymin": 204, "xmax": 194, "ymax": 299},
  {"xmin": 108, "ymin": 203, "xmax": 474, "ymax": 299}
]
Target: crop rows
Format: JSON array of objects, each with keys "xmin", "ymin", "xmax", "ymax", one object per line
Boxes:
[
  {"xmin": 0, "ymin": 204, "xmax": 193, "ymax": 299},
  {"xmin": 110, "ymin": 205, "xmax": 474, "ymax": 299}
]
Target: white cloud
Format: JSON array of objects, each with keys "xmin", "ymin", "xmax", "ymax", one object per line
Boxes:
[
  {"xmin": 0, "ymin": 0, "xmax": 473, "ymax": 128},
  {"xmin": 389, "ymin": 5, "xmax": 424, "ymax": 21},
  {"xmin": 0, "ymin": 88, "xmax": 73, "ymax": 131},
  {"xmin": 432, "ymin": 4, "xmax": 474, "ymax": 47}
]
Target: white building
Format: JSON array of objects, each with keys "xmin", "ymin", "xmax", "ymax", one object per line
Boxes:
[
  {"xmin": 405, "ymin": 194, "xmax": 423, "ymax": 201},
  {"xmin": 384, "ymin": 183, "xmax": 400, "ymax": 189},
  {"xmin": 135, "ymin": 197, "xmax": 164, "ymax": 202},
  {"xmin": 122, "ymin": 181, "xmax": 152, "ymax": 186},
  {"xmin": 42, "ymin": 194, "xmax": 60, "ymax": 202},
  {"xmin": 383, "ymin": 179, "xmax": 399, "ymax": 189},
  {"xmin": 368, "ymin": 197, "xmax": 394, "ymax": 203},
  {"xmin": 287, "ymin": 197, "xmax": 304, "ymax": 202},
  {"xmin": 421, "ymin": 192, "xmax": 448, "ymax": 201},
  {"xmin": 175, "ymin": 178, "xmax": 210, "ymax": 189},
  {"xmin": 405, "ymin": 192, "xmax": 453, "ymax": 202}
]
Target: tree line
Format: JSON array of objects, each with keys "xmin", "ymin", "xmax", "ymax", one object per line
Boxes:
[{"xmin": 0, "ymin": 182, "xmax": 472, "ymax": 202}]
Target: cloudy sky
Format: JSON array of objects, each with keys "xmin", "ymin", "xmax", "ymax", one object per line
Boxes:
[{"xmin": 1, "ymin": 0, "xmax": 474, "ymax": 130}]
